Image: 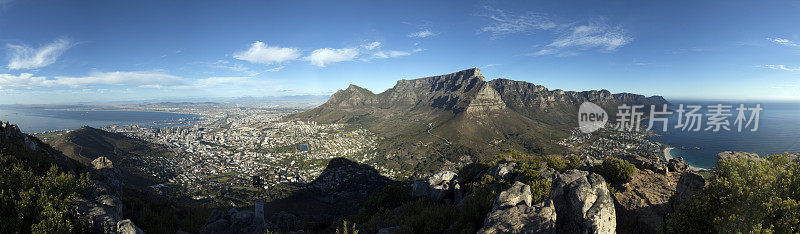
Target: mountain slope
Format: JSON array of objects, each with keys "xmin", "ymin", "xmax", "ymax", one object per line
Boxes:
[
  {"xmin": 291, "ymin": 68, "xmax": 668, "ymax": 173},
  {"xmin": 48, "ymin": 126, "xmax": 175, "ymax": 186}
]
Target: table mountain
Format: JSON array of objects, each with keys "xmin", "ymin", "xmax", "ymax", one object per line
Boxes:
[{"xmin": 291, "ymin": 68, "xmax": 668, "ymax": 173}]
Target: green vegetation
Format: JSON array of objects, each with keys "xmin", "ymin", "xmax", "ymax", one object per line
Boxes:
[
  {"xmin": 665, "ymin": 154, "xmax": 800, "ymax": 233},
  {"xmin": 335, "ymin": 220, "xmax": 359, "ymax": 234},
  {"xmin": 597, "ymin": 157, "xmax": 635, "ymax": 184},
  {"xmin": 0, "ymin": 155, "xmax": 91, "ymax": 234}
]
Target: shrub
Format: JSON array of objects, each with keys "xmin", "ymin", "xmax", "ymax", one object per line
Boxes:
[
  {"xmin": 597, "ymin": 157, "xmax": 635, "ymax": 184},
  {"xmin": 665, "ymin": 154, "xmax": 800, "ymax": 233},
  {"xmin": 566, "ymin": 155, "xmax": 583, "ymax": 170},
  {"xmin": 514, "ymin": 158, "xmax": 550, "ymax": 203}
]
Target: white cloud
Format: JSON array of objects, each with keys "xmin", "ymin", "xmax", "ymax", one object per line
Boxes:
[
  {"xmin": 764, "ymin": 64, "xmax": 800, "ymax": 72},
  {"xmin": 6, "ymin": 37, "xmax": 74, "ymax": 70},
  {"xmin": 373, "ymin": 50, "xmax": 411, "ymax": 59},
  {"xmin": 50, "ymin": 71, "xmax": 187, "ymax": 87},
  {"xmin": 233, "ymin": 41, "xmax": 301, "ymax": 64},
  {"xmin": 0, "ymin": 70, "xmax": 266, "ymax": 90},
  {"xmin": 408, "ymin": 30, "xmax": 437, "ymax": 38},
  {"xmin": 767, "ymin": 37, "xmax": 799, "ymax": 47},
  {"xmin": 266, "ymin": 66, "xmax": 284, "ymax": 72},
  {"xmin": 548, "ymin": 23, "xmax": 631, "ymax": 51},
  {"xmin": 529, "ymin": 20, "xmax": 632, "ymax": 56},
  {"xmin": 305, "ymin": 48, "xmax": 359, "ymax": 67},
  {"xmin": 362, "ymin": 41, "xmax": 381, "ymax": 50},
  {"xmin": 477, "ymin": 6, "xmax": 557, "ymax": 39}
]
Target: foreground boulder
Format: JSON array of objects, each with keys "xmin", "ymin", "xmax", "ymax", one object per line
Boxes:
[
  {"xmin": 479, "ymin": 182, "xmax": 556, "ymax": 234},
  {"xmin": 199, "ymin": 208, "xmax": 268, "ymax": 234},
  {"xmin": 613, "ymin": 169, "xmax": 680, "ymax": 233},
  {"xmin": 673, "ymin": 171, "xmax": 706, "ymax": 211},
  {"xmin": 412, "ymin": 170, "xmax": 462, "ymax": 203},
  {"xmin": 75, "ymin": 157, "xmax": 143, "ymax": 233},
  {"xmin": 551, "ymin": 170, "xmax": 616, "ymax": 234}
]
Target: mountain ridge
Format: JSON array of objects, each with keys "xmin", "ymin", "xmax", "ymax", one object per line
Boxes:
[{"xmin": 291, "ymin": 68, "xmax": 668, "ymax": 173}]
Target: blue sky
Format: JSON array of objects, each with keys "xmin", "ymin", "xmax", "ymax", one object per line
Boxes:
[{"xmin": 0, "ymin": 0, "xmax": 799, "ymax": 104}]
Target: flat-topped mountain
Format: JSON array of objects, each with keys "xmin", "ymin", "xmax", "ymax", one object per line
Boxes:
[{"xmin": 292, "ymin": 68, "xmax": 668, "ymax": 173}]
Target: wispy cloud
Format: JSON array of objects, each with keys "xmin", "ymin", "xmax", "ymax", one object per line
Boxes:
[
  {"xmin": 529, "ymin": 20, "xmax": 632, "ymax": 56},
  {"xmin": 233, "ymin": 41, "xmax": 301, "ymax": 64},
  {"xmin": 763, "ymin": 64, "xmax": 800, "ymax": 72},
  {"xmin": 408, "ymin": 29, "xmax": 437, "ymax": 38},
  {"xmin": 767, "ymin": 37, "xmax": 799, "ymax": 47},
  {"xmin": 476, "ymin": 6, "xmax": 557, "ymax": 39},
  {"xmin": 361, "ymin": 41, "xmax": 381, "ymax": 50},
  {"xmin": 6, "ymin": 37, "xmax": 75, "ymax": 70},
  {"xmin": 373, "ymin": 50, "xmax": 411, "ymax": 59},
  {"xmin": 305, "ymin": 48, "xmax": 359, "ymax": 67}
]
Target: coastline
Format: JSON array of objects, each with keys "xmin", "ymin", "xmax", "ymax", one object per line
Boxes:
[{"xmin": 664, "ymin": 146, "xmax": 706, "ymax": 172}]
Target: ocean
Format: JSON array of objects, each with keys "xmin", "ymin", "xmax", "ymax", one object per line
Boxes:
[
  {"xmin": 647, "ymin": 100, "xmax": 800, "ymax": 169},
  {"xmin": 0, "ymin": 106, "xmax": 202, "ymax": 133}
]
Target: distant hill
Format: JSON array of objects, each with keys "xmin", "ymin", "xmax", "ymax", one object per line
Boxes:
[
  {"xmin": 290, "ymin": 68, "xmax": 668, "ymax": 173},
  {"xmin": 48, "ymin": 126, "xmax": 175, "ymax": 185}
]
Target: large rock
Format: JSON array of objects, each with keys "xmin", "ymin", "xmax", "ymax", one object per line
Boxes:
[
  {"xmin": 479, "ymin": 182, "xmax": 556, "ymax": 234},
  {"xmin": 199, "ymin": 219, "xmax": 230, "ymax": 234},
  {"xmin": 493, "ymin": 181, "xmax": 532, "ymax": 210},
  {"xmin": 117, "ymin": 219, "xmax": 145, "ymax": 234},
  {"xmin": 486, "ymin": 162, "xmax": 516, "ymax": 181},
  {"xmin": 412, "ymin": 170, "xmax": 462, "ymax": 202},
  {"xmin": 551, "ymin": 170, "xmax": 616, "ymax": 234},
  {"xmin": 673, "ymin": 171, "xmax": 706, "ymax": 211},
  {"xmin": 271, "ymin": 211, "xmax": 299, "ymax": 231},
  {"xmin": 428, "ymin": 170, "xmax": 458, "ymax": 201},
  {"xmin": 613, "ymin": 169, "xmax": 680, "ymax": 233},
  {"xmin": 667, "ymin": 157, "xmax": 689, "ymax": 172}
]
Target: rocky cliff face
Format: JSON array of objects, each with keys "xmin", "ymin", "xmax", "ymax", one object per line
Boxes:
[{"xmin": 292, "ymin": 68, "xmax": 669, "ymax": 173}]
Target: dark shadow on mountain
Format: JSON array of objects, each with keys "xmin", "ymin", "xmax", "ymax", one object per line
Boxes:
[{"xmin": 261, "ymin": 157, "xmax": 393, "ymax": 231}]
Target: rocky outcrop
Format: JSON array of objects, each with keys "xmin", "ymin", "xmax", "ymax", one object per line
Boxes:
[
  {"xmin": 479, "ymin": 182, "xmax": 556, "ymax": 234},
  {"xmin": 550, "ymin": 170, "xmax": 616, "ymax": 234},
  {"xmin": 74, "ymin": 157, "xmax": 143, "ymax": 233},
  {"xmin": 613, "ymin": 169, "xmax": 680, "ymax": 233},
  {"xmin": 117, "ymin": 219, "xmax": 145, "ymax": 234},
  {"xmin": 673, "ymin": 171, "xmax": 706, "ymax": 211},
  {"xmin": 667, "ymin": 157, "xmax": 689, "ymax": 172},
  {"xmin": 199, "ymin": 208, "xmax": 269, "ymax": 234},
  {"xmin": 412, "ymin": 170, "xmax": 463, "ymax": 203},
  {"xmin": 486, "ymin": 162, "xmax": 516, "ymax": 181}
]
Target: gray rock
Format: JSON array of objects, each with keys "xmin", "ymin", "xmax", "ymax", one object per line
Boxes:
[
  {"xmin": 92, "ymin": 156, "xmax": 115, "ymax": 170},
  {"xmin": 479, "ymin": 199, "xmax": 557, "ymax": 234},
  {"xmin": 271, "ymin": 211, "xmax": 299, "ymax": 231},
  {"xmin": 551, "ymin": 170, "xmax": 616, "ymax": 234},
  {"xmin": 97, "ymin": 194, "xmax": 123, "ymax": 218},
  {"xmin": 673, "ymin": 171, "xmax": 706, "ymax": 211},
  {"xmin": 493, "ymin": 181, "xmax": 532, "ymax": 210},
  {"xmin": 199, "ymin": 219, "xmax": 230, "ymax": 234},
  {"xmin": 227, "ymin": 208, "xmax": 238, "ymax": 218},
  {"xmin": 668, "ymin": 157, "xmax": 689, "ymax": 172},
  {"xmin": 231, "ymin": 210, "xmax": 254, "ymax": 226},
  {"xmin": 487, "ymin": 162, "xmax": 516, "ymax": 180},
  {"xmin": 427, "ymin": 170, "xmax": 459, "ymax": 201},
  {"xmin": 411, "ymin": 180, "xmax": 429, "ymax": 198},
  {"xmin": 117, "ymin": 219, "xmax": 145, "ymax": 234},
  {"xmin": 206, "ymin": 209, "xmax": 224, "ymax": 224}
]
